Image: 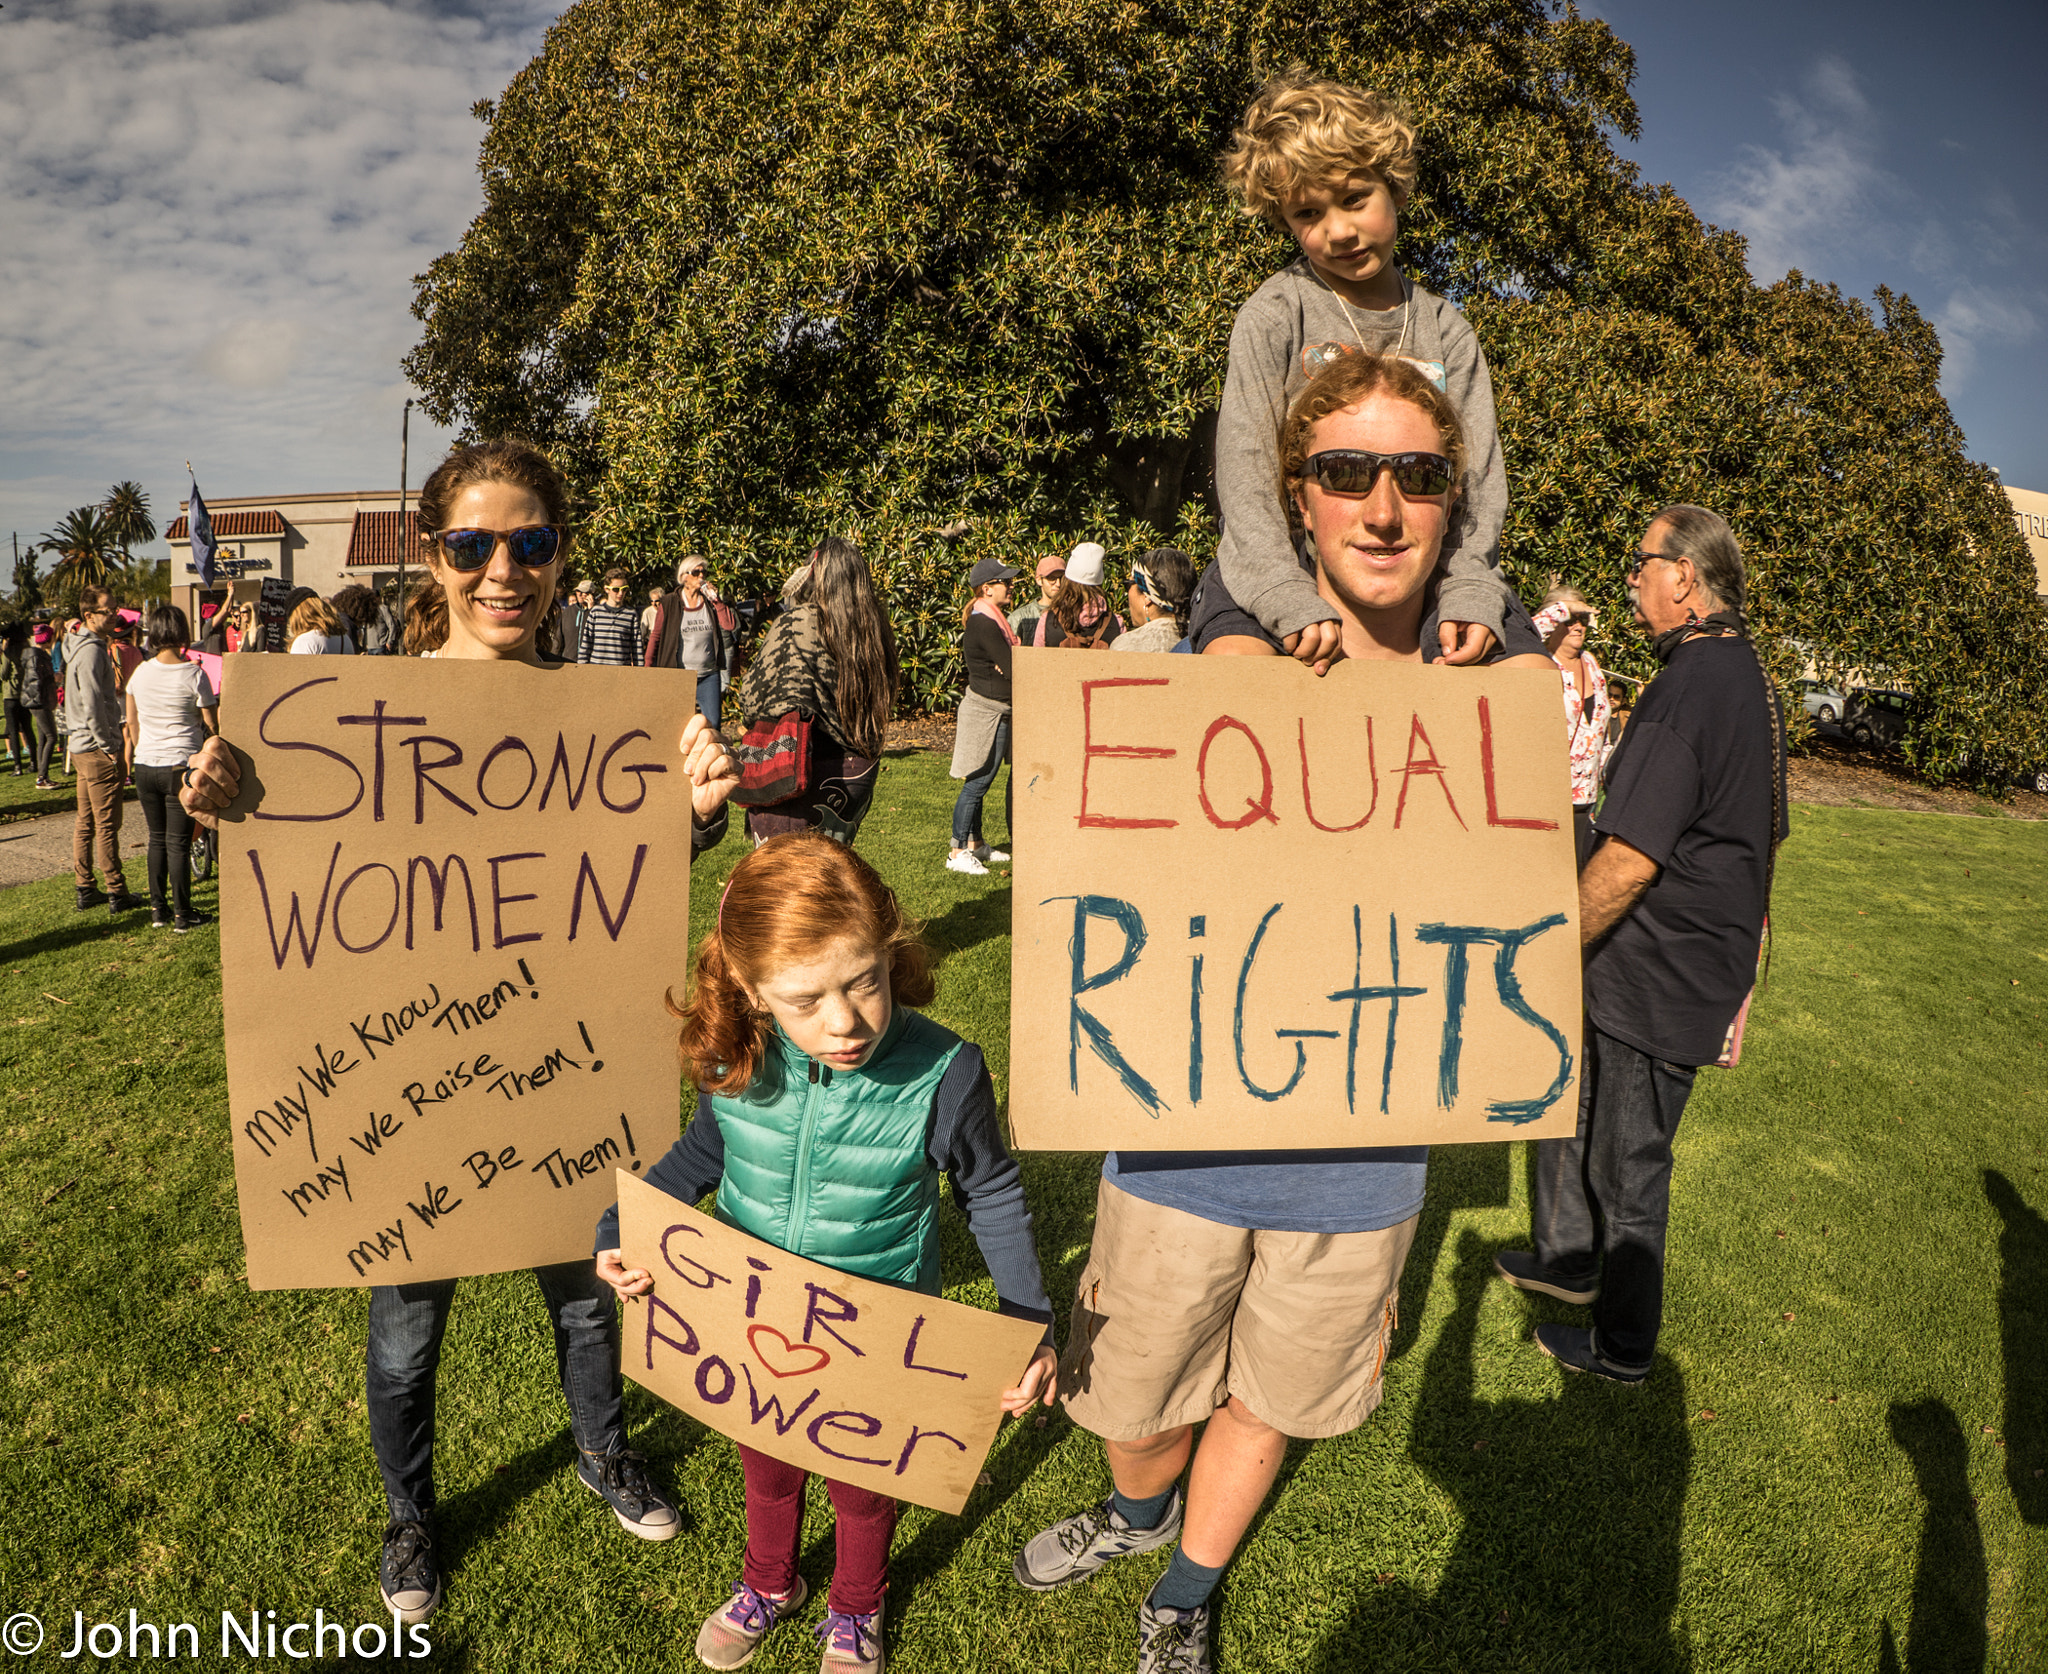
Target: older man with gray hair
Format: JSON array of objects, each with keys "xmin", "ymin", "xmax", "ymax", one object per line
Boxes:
[{"xmin": 1495, "ymin": 504, "xmax": 1787, "ymax": 1383}]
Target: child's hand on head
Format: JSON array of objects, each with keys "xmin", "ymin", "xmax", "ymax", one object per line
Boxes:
[
  {"xmin": 596, "ymin": 1248, "xmax": 653, "ymax": 1299},
  {"xmin": 1000, "ymin": 1345, "xmax": 1059, "ymax": 1416}
]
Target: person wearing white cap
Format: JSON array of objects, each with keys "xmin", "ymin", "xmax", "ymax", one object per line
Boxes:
[
  {"xmin": 948, "ymin": 556, "xmax": 1019, "ymax": 874},
  {"xmin": 1035, "ymin": 541, "xmax": 1124, "ymax": 648}
]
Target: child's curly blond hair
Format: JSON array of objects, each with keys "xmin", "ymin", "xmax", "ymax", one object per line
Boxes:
[{"xmin": 1221, "ymin": 65, "xmax": 1419, "ymax": 231}]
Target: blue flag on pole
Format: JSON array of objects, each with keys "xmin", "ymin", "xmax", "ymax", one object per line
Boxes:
[{"xmin": 189, "ymin": 477, "xmax": 219, "ymax": 589}]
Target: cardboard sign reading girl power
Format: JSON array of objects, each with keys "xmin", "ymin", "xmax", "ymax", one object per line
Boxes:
[
  {"xmin": 615, "ymin": 1172, "xmax": 1046, "ymax": 1515},
  {"xmin": 1009, "ymin": 652, "xmax": 1583, "ymax": 1152},
  {"xmin": 214, "ymin": 656, "xmax": 695, "ymax": 1289}
]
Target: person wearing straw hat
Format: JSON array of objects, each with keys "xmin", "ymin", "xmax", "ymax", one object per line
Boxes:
[{"xmin": 949, "ymin": 556, "xmax": 1019, "ymax": 875}]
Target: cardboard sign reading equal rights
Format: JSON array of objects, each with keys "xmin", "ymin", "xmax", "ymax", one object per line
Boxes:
[
  {"xmin": 615, "ymin": 1172, "xmax": 1047, "ymax": 1515},
  {"xmin": 215, "ymin": 656, "xmax": 694, "ymax": 1289},
  {"xmin": 1009, "ymin": 652, "xmax": 1583, "ymax": 1151}
]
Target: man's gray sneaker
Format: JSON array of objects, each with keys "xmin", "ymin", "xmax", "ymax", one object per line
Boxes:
[
  {"xmin": 1012, "ymin": 1489, "xmax": 1183, "ymax": 1591},
  {"xmin": 1493, "ymin": 1249, "xmax": 1599, "ymax": 1306},
  {"xmin": 1137, "ymin": 1600, "xmax": 1212, "ymax": 1674}
]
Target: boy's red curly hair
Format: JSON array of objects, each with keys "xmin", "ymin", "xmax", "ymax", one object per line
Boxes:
[{"xmin": 671, "ymin": 833, "xmax": 937, "ymax": 1094}]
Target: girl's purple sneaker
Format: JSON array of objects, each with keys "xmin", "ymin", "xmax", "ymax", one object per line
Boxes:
[
  {"xmin": 814, "ymin": 1601, "xmax": 884, "ymax": 1673},
  {"xmin": 694, "ymin": 1576, "xmax": 807, "ymax": 1670}
]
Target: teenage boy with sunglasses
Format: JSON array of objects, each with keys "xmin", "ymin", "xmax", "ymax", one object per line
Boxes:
[
  {"xmin": 1200, "ymin": 67, "xmax": 1520, "ymax": 677},
  {"xmin": 1017, "ymin": 353, "xmax": 1550, "ymax": 1674}
]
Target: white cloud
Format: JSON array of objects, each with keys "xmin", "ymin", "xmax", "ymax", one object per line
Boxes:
[
  {"xmin": 1933, "ymin": 286, "xmax": 2040, "ymax": 392},
  {"xmin": 1707, "ymin": 56, "xmax": 1898, "ymax": 281},
  {"xmin": 1706, "ymin": 54, "xmax": 2047, "ymax": 400},
  {"xmin": 0, "ymin": 0, "xmax": 561, "ymax": 556}
]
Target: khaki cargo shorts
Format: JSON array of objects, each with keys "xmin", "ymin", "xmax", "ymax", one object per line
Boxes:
[{"xmin": 1059, "ymin": 1176, "xmax": 1418, "ymax": 1442}]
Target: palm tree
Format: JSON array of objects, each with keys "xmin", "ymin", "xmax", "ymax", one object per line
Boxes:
[
  {"xmin": 101, "ymin": 480, "xmax": 156, "ymax": 561},
  {"xmin": 41, "ymin": 506, "xmax": 117, "ymax": 594}
]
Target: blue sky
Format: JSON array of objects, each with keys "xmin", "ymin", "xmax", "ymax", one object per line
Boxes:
[
  {"xmin": 1591, "ymin": 0, "xmax": 2048, "ymax": 488},
  {"xmin": 2, "ymin": 0, "xmax": 2042, "ymax": 572}
]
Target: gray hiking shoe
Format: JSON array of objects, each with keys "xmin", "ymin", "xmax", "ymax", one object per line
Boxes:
[
  {"xmin": 1137, "ymin": 1599, "xmax": 1212, "ymax": 1674},
  {"xmin": 1012, "ymin": 1489, "xmax": 1183, "ymax": 1591}
]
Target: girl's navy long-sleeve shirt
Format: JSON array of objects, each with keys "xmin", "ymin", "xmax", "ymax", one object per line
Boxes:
[{"xmin": 596, "ymin": 1044, "xmax": 1053, "ymax": 1335}]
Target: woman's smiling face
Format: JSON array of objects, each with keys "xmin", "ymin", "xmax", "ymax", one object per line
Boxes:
[{"xmin": 429, "ymin": 479, "xmax": 561, "ymax": 662}]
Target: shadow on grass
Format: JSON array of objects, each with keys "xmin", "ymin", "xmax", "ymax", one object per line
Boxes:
[
  {"xmin": 1985, "ymin": 1170, "xmax": 2046, "ymax": 1522},
  {"xmin": 0, "ymin": 910, "xmax": 158, "ymax": 965},
  {"xmin": 1390, "ymin": 1140, "xmax": 1511, "ymax": 1362},
  {"xmin": 1304, "ymin": 1230, "xmax": 1692, "ymax": 1673},
  {"xmin": 1877, "ymin": 1398, "xmax": 1988, "ymax": 1674},
  {"xmin": 922, "ymin": 883, "xmax": 1012, "ymax": 963}
]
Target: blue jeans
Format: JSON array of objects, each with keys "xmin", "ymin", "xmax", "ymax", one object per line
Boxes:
[
  {"xmin": 694, "ymin": 668, "xmax": 723, "ymax": 728},
  {"xmin": 951, "ymin": 714, "xmax": 1010, "ymax": 849},
  {"xmin": 1529, "ymin": 1024, "xmax": 1699, "ymax": 1369},
  {"xmin": 364, "ymin": 1261, "xmax": 626, "ymax": 1524}
]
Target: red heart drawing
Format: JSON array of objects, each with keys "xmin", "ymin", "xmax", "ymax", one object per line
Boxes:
[{"xmin": 747, "ymin": 1324, "xmax": 831, "ymax": 1380}]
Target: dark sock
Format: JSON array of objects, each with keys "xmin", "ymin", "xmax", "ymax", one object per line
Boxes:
[
  {"xmin": 1147, "ymin": 1546, "xmax": 1225, "ymax": 1613},
  {"xmin": 1110, "ymin": 1484, "xmax": 1175, "ymax": 1531}
]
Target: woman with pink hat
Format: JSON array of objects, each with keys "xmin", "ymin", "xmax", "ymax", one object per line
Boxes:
[{"xmin": 19, "ymin": 624, "xmax": 58, "ymax": 787}]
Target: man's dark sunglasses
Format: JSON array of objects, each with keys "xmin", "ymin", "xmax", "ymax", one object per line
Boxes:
[
  {"xmin": 1304, "ymin": 450, "xmax": 1455, "ymax": 498},
  {"xmin": 1626, "ymin": 550, "xmax": 1673, "ymax": 579},
  {"xmin": 437, "ymin": 525, "xmax": 564, "ymax": 572}
]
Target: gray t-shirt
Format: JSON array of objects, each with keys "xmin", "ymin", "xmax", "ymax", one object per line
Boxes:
[
  {"xmin": 1213, "ymin": 257, "xmax": 1513, "ymax": 645},
  {"xmin": 676, "ymin": 601, "xmax": 715, "ymax": 671},
  {"xmin": 126, "ymin": 656, "xmax": 217, "ymax": 767}
]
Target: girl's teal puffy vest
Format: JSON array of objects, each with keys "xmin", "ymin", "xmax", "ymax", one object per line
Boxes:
[{"xmin": 713, "ymin": 1007, "xmax": 963, "ymax": 1294}]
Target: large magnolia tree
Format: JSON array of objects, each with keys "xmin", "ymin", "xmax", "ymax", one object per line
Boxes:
[{"xmin": 406, "ymin": 0, "xmax": 2044, "ymax": 778}]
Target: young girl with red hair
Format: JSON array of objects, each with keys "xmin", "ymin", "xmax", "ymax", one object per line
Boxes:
[{"xmin": 596, "ymin": 833, "xmax": 1056, "ymax": 1674}]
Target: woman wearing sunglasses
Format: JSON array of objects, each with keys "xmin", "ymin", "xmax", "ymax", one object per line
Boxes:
[{"xmin": 177, "ymin": 440, "xmax": 741, "ymax": 1630}]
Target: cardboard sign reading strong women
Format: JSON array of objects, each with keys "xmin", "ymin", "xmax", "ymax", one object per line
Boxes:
[
  {"xmin": 1009, "ymin": 652, "xmax": 1583, "ymax": 1152},
  {"xmin": 615, "ymin": 1173, "xmax": 1047, "ymax": 1515},
  {"xmin": 215, "ymin": 656, "xmax": 693, "ymax": 1289}
]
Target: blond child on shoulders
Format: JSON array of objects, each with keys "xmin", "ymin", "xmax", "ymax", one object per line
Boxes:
[{"xmin": 1207, "ymin": 66, "xmax": 1520, "ymax": 671}]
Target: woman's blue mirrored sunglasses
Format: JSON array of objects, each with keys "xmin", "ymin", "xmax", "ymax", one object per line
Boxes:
[{"xmin": 437, "ymin": 525, "xmax": 564, "ymax": 571}]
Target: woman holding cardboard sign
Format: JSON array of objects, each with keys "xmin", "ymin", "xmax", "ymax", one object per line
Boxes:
[
  {"xmin": 1018, "ymin": 355, "xmax": 1555, "ymax": 1674},
  {"xmin": 595, "ymin": 834, "xmax": 1057, "ymax": 1674},
  {"xmin": 179, "ymin": 441, "xmax": 742, "ymax": 1629}
]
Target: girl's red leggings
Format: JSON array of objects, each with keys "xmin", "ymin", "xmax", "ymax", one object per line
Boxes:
[{"xmin": 737, "ymin": 1444, "xmax": 899, "ymax": 1615}]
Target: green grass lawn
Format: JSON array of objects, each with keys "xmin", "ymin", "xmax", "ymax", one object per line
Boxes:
[{"xmin": 0, "ymin": 755, "xmax": 2043, "ymax": 1671}]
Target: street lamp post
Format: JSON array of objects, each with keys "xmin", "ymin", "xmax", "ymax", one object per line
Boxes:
[{"xmin": 397, "ymin": 398, "xmax": 414, "ymax": 650}]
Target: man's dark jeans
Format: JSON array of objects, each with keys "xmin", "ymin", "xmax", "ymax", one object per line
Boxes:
[
  {"xmin": 1531, "ymin": 1023, "xmax": 1699, "ymax": 1369},
  {"xmin": 365, "ymin": 1261, "xmax": 626, "ymax": 1524}
]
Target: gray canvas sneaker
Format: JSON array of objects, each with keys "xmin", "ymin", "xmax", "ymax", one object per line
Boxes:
[
  {"xmin": 1012, "ymin": 1489, "xmax": 1184, "ymax": 1591},
  {"xmin": 1137, "ymin": 1599, "xmax": 1212, "ymax": 1674}
]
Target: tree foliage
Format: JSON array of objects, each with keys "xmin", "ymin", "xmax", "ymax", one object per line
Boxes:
[
  {"xmin": 40, "ymin": 506, "xmax": 117, "ymax": 596},
  {"xmin": 407, "ymin": 0, "xmax": 2045, "ymax": 776},
  {"xmin": 101, "ymin": 481, "xmax": 157, "ymax": 559}
]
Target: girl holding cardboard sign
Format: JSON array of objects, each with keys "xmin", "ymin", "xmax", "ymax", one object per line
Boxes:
[
  {"xmin": 596, "ymin": 833, "xmax": 1057, "ymax": 1674},
  {"xmin": 177, "ymin": 441, "xmax": 744, "ymax": 1629}
]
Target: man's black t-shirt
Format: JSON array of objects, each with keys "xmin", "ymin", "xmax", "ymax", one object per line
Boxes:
[
  {"xmin": 1584, "ymin": 635, "xmax": 1787, "ymax": 1066},
  {"xmin": 1188, "ymin": 547, "xmax": 1547, "ymax": 661}
]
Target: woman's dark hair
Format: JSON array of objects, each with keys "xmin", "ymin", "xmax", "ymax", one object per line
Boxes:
[
  {"xmin": 407, "ymin": 440, "xmax": 570, "ymax": 657},
  {"xmin": 144, "ymin": 604, "xmax": 191, "ymax": 652},
  {"xmin": 1051, "ymin": 580, "xmax": 1110, "ymax": 637},
  {"xmin": 806, "ymin": 535, "xmax": 899, "ymax": 758},
  {"xmin": 2, "ymin": 623, "xmax": 25, "ymax": 655},
  {"xmin": 331, "ymin": 584, "xmax": 378, "ymax": 632},
  {"xmin": 1135, "ymin": 548, "xmax": 1197, "ymax": 639}
]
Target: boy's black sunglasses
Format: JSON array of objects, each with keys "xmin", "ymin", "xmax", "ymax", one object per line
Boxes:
[
  {"xmin": 1304, "ymin": 450, "xmax": 1456, "ymax": 498},
  {"xmin": 436, "ymin": 525, "xmax": 564, "ymax": 572}
]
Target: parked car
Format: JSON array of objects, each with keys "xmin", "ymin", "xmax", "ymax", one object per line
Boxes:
[
  {"xmin": 1797, "ymin": 679, "xmax": 1847, "ymax": 726},
  {"xmin": 1843, "ymin": 688, "xmax": 1915, "ymax": 752},
  {"xmin": 2021, "ymin": 764, "xmax": 2048, "ymax": 796}
]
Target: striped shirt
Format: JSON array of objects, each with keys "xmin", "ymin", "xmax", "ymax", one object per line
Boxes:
[{"xmin": 577, "ymin": 601, "xmax": 645, "ymax": 666}]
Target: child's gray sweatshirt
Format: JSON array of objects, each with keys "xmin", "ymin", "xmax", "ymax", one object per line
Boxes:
[{"xmin": 1212, "ymin": 256, "xmax": 1512, "ymax": 644}]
